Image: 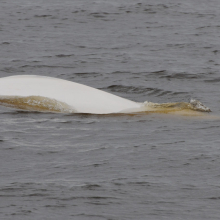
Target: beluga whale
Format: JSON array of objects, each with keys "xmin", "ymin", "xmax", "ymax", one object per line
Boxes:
[{"xmin": 0, "ymin": 75, "xmax": 211, "ymax": 115}]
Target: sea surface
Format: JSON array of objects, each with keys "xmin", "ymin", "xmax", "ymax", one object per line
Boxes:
[{"xmin": 1, "ymin": 0, "xmax": 220, "ymax": 219}]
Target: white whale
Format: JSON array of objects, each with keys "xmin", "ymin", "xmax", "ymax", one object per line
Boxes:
[
  {"xmin": 0, "ymin": 75, "xmax": 211, "ymax": 114},
  {"xmin": 0, "ymin": 75, "xmax": 142, "ymax": 114}
]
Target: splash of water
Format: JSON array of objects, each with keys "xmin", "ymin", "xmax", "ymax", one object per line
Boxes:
[
  {"xmin": 142, "ymin": 98, "xmax": 211, "ymax": 113},
  {"xmin": 0, "ymin": 96, "xmax": 76, "ymax": 113},
  {"xmin": 0, "ymin": 95, "xmax": 211, "ymax": 114}
]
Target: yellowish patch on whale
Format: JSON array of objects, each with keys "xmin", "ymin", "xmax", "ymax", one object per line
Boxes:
[{"xmin": 0, "ymin": 96, "xmax": 76, "ymax": 113}]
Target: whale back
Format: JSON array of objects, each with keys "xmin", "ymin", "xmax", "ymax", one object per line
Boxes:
[{"xmin": 0, "ymin": 75, "xmax": 140, "ymax": 114}]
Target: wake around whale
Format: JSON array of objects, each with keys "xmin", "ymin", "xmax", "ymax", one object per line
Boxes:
[{"xmin": 0, "ymin": 75, "xmax": 211, "ymax": 115}]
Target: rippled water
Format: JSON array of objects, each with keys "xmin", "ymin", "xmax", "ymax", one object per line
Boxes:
[{"xmin": 1, "ymin": 0, "xmax": 220, "ymax": 219}]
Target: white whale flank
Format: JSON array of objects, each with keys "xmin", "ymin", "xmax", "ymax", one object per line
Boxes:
[{"xmin": 0, "ymin": 75, "xmax": 141, "ymax": 114}]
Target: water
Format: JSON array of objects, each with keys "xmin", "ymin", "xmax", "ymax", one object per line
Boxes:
[{"xmin": 0, "ymin": 0, "xmax": 220, "ymax": 219}]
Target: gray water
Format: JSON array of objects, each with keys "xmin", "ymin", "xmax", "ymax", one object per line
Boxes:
[{"xmin": 1, "ymin": 0, "xmax": 220, "ymax": 219}]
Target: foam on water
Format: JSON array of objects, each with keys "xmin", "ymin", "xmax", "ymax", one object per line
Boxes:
[{"xmin": 142, "ymin": 99, "xmax": 211, "ymax": 113}]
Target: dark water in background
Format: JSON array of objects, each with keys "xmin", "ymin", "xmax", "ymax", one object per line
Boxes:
[{"xmin": 0, "ymin": 0, "xmax": 220, "ymax": 219}]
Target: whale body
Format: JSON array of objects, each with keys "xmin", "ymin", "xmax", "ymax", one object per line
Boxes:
[
  {"xmin": 0, "ymin": 75, "xmax": 211, "ymax": 114},
  {"xmin": 0, "ymin": 75, "xmax": 143, "ymax": 114}
]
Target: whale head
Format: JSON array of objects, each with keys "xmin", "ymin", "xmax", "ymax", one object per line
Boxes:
[{"xmin": 189, "ymin": 98, "xmax": 211, "ymax": 112}]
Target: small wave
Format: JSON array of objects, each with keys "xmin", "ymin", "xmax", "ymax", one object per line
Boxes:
[
  {"xmin": 34, "ymin": 15, "xmax": 52, "ymax": 18},
  {"xmin": 103, "ymin": 85, "xmax": 187, "ymax": 97},
  {"xmin": 104, "ymin": 85, "xmax": 168, "ymax": 95},
  {"xmin": 55, "ymin": 54, "xmax": 75, "ymax": 58},
  {"xmin": 89, "ymin": 13, "xmax": 107, "ymax": 18},
  {"xmin": 148, "ymin": 71, "xmax": 202, "ymax": 80},
  {"xmin": 1, "ymin": 42, "xmax": 10, "ymax": 45},
  {"xmin": 161, "ymin": 72, "xmax": 201, "ymax": 80},
  {"xmin": 204, "ymin": 77, "xmax": 220, "ymax": 83},
  {"xmin": 104, "ymin": 85, "xmax": 154, "ymax": 94}
]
